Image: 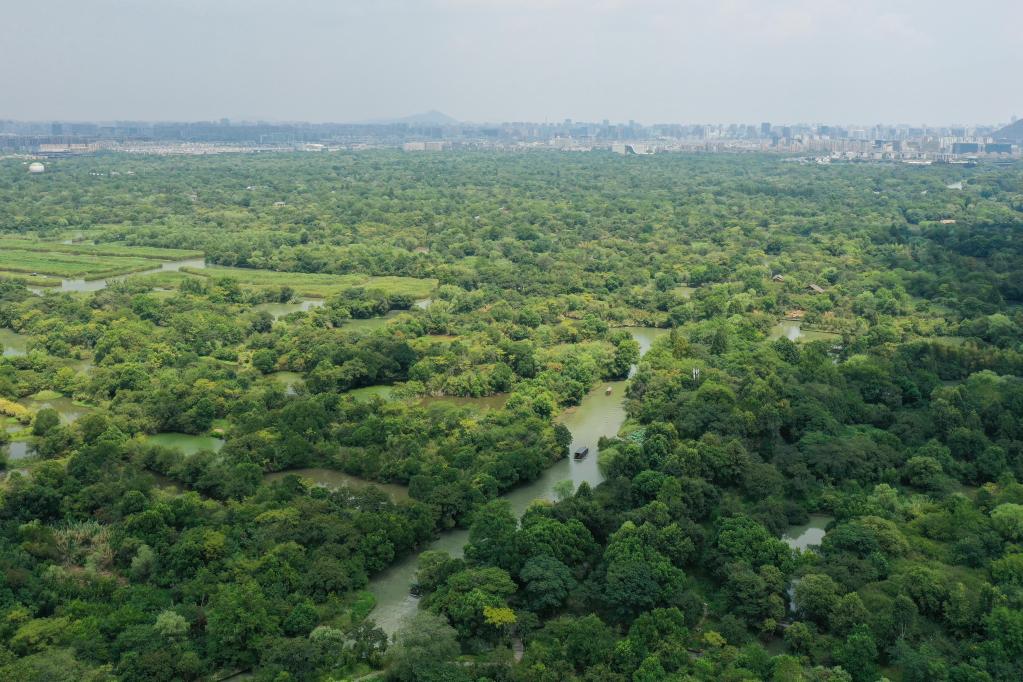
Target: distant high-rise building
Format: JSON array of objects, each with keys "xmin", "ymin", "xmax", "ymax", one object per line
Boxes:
[{"xmin": 760, "ymin": 122, "xmax": 771, "ymax": 136}]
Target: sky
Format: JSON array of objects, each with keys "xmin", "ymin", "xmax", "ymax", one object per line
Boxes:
[{"xmin": 2, "ymin": 0, "xmax": 1021, "ymax": 125}]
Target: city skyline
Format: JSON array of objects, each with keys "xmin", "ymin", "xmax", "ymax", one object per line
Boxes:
[{"xmin": 2, "ymin": 113, "xmax": 1019, "ymax": 129}]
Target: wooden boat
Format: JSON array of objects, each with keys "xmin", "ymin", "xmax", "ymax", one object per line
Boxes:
[
  {"xmin": 605, "ymin": 386, "xmax": 613, "ymax": 395},
  {"xmin": 573, "ymin": 447, "xmax": 589, "ymax": 460}
]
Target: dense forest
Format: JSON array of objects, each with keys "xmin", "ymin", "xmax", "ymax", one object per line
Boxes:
[{"xmin": 0, "ymin": 151, "xmax": 1022, "ymax": 681}]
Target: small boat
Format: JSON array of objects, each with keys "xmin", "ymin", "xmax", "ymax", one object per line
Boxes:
[
  {"xmin": 573, "ymin": 447, "xmax": 589, "ymax": 460},
  {"xmin": 605, "ymin": 386, "xmax": 613, "ymax": 395}
]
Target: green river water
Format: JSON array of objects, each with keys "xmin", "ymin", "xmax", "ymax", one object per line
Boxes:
[{"xmin": 365, "ymin": 327, "xmax": 668, "ymax": 635}]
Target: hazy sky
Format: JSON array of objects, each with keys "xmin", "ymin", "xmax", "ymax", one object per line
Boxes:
[{"xmin": 3, "ymin": 0, "xmax": 1020, "ymax": 125}]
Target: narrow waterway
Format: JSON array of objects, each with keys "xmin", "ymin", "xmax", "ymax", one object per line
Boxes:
[
  {"xmin": 366, "ymin": 327, "xmax": 668, "ymax": 635},
  {"xmin": 782, "ymin": 514, "xmax": 833, "ymax": 613},
  {"xmin": 28, "ymin": 258, "xmax": 207, "ymax": 294}
]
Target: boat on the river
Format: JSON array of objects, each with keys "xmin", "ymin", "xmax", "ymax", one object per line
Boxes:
[
  {"xmin": 605, "ymin": 386, "xmax": 613, "ymax": 395},
  {"xmin": 573, "ymin": 446, "xmax": 589, "ymax": 460}
]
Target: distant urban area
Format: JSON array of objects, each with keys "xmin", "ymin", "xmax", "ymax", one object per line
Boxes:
[{"xmin": 3, "ymin": 113, "xmax": 1022, "ymax": 163}]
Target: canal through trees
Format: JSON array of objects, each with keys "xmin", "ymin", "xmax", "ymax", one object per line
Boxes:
[{"xmin": 366, "ymin": 327, "xmax": 668, "ymax": 635}]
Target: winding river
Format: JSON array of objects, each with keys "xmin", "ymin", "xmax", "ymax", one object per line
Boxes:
[{"xmin": 366, "ymin": 327, "xmax": 667, "ymax": 635}]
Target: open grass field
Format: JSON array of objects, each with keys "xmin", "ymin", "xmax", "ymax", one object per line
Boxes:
[
  {"xmin": 183, "ymin": 265, "xmax": 437, "ymax": 298},
  {"xmin": 123, "ymin": 271, "xmax": 195, "ymax": 289},
  {"xmin": 0, "ymin": 271, "xmax": 62, "ymax": 287},
  {"xmin": 0, "ymin": 250, "xmax": 159, "ymax": 280},
  {"xmin": 0, "ymin": 238, "xmax": 201, "ymax": 261},
  {"xmin": 0, "ymin": 239, "xmax": 203, "ymax": 281}
]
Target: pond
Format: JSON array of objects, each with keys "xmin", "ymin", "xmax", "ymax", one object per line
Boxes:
[
  {"xmin": 672, "ymin": 286, "xmax": 697, "ymax": 299},
  {"xmin": 366, "ymin": 326, "xmax": 669, "ymax": 635},
  {"xmin": 1, "ymin": 467, "xmax": 31, "ymax": 482},
  {"xmin": 28, "ymin": 258, "xmax": 207, "ymax": 294},
  {"xmin": 65, "ymin": 357, "xmax": 94, "ymax": 373},
  {"xmin": 145, "ymin": 432, "xmax": 224, "ymax": 455},
  {"xmin": 0, "ymin": 328, "xmax": 30, "ymax": 357},
  {"xmin": 269, "ymin": 371, "xmax": 304, "ymax": 395},
  {"xmin": 2, "ymin": 441, "xmax": 33, "ymax": 461},
  {"xmin": 253, "ymin": 298, "xmax": 324, "ymax": 321},
  {"xmin": 768, "ymin": 321, "xmax": 841, "ymax": 343},
  {"xmin": 263, "ymin": 468, "xmax": 409, "ymax": 501},
  {"xmin": 342, "ymin": 311, "xmax": 403, "ymax": 332},
  {"xmin": 347, "ymin": 385, "xmax": 395, "ymax": 402},
  {"xmin": 783, "ymin": 515, "xmax": 833, "ymax": 613},
  {"xmin": 18, "ymin": 394, "xmax": 96, "ymax": 424},
  {"xmin": 782, "ymin": 514, "xmax": 832, "ymax": 551}
]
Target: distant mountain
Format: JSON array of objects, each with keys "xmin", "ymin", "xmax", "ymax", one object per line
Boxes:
[
  {"xmin": 992, "ymin": 119, "xmax": 1023, "ymax": 142},
  {"xmin": 361, "ymin": 110, "xmax": 459, "ymax": 126}
]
